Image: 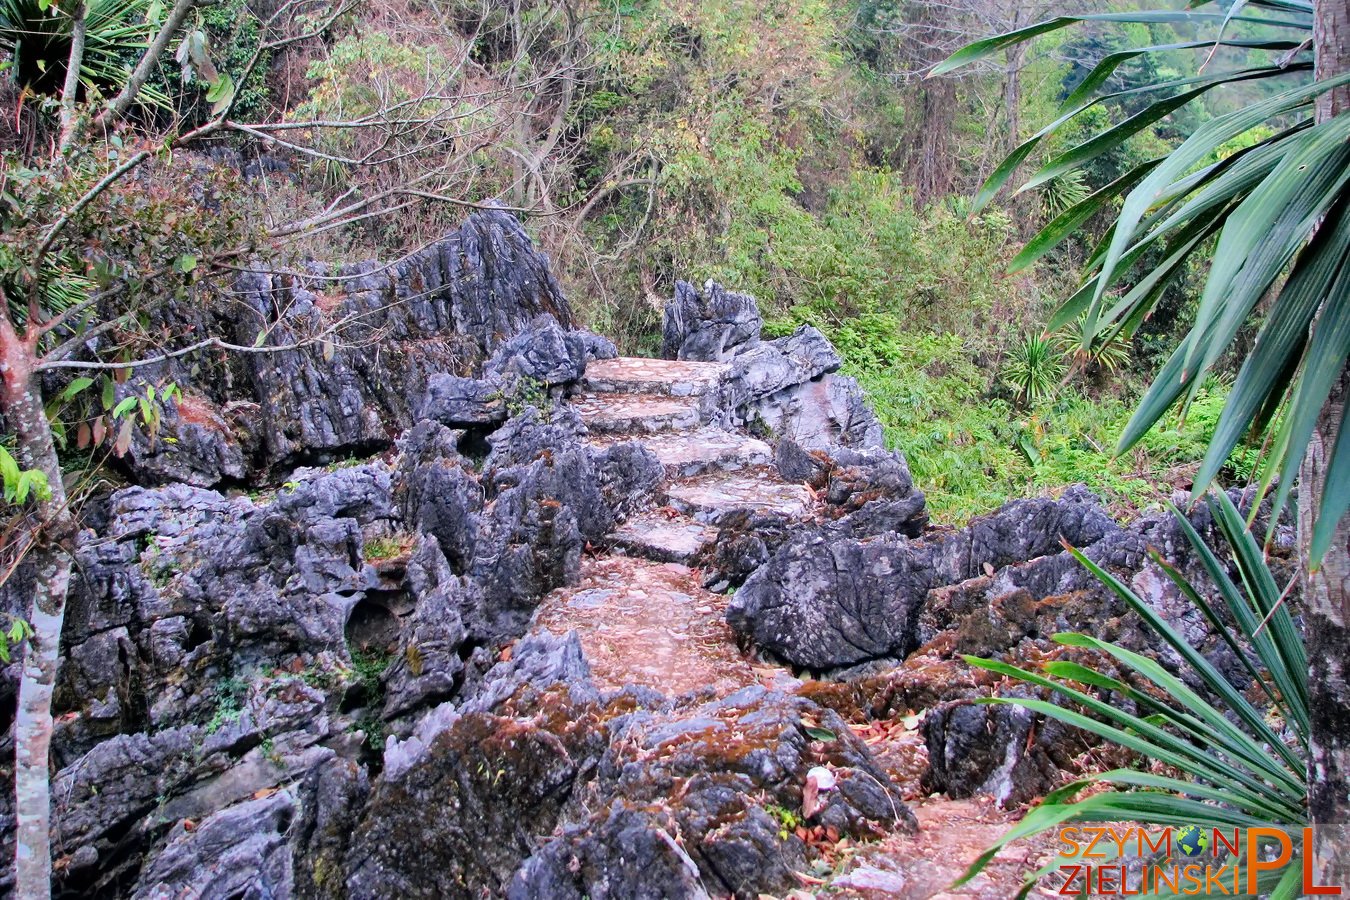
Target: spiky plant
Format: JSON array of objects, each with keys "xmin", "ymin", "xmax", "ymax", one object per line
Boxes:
[
  {"xmin": 955, "ymin": 491, "xmax": 1309, "ymax": 898},
  {"xmin": 0, "ymin": 0, "xmax": 158, "ymax": 100},
  {"xmin": 1039, "ymin": 170, "xmax": 1090, "ymax": 220},
  {"xmin": 1054, "ymin": 313, "xmax": 1132, "ymax": 374},
  {"xmin": 1003, "ymin": 333, "xmax": 1066, "ymax": 405}
]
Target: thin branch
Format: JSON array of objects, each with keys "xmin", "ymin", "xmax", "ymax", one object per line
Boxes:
[
  {"xmin": 57, "ymin": 2, "xmax": 88, "ymax": 154},
  {"xmin": 91, "ymin": 0, "xmax": 199, "ymax": 134},
  {"xmin": 36, "ymin": 332, "xmax": 350, "ymax": 373}
]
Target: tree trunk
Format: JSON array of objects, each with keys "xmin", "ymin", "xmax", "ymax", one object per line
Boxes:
[
  {"xmin": 1306, "ymin": 0, "xmax": 1349, "ymax": 884},
  {"xmin": 1304, "ymin": 367, "xmax": 1350, "ymax": 887},
  {"xmin": 914, "ymin": 79, "xmax": 957, "ymax": 205},
  {"xmin": 0, "ymin": 316, "xmax": 76, "ymax": 900}
]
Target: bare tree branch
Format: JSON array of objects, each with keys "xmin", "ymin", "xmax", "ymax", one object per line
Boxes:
[
  {"xmin": 57, "ymin": 2, "xmax": 88, "ymax": 154},
  {"xmin": 91, "ymin": 0, "xmax": 199, "ymax": 134}
]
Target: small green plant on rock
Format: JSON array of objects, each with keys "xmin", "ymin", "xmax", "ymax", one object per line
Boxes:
[
  {"xmin": 363, "ymin": 533, "xmax": 415, "ymax": 562},
  {"xmin": 765, "ymin": 803, "xmax": 802, "ymax": 840},
  {"xmin": 139, "ymin": 538, "xmax": 178, "ymax": 589},
  {"xmin": 206, "ymin": 677, "xmax": 248, "ymax": 735},
  {"xmin": 347, "ymin": 644, "xmax": 392, "ymax": 751},
  {"xmin": 505, "ymin": 376, "xmax": 550, "ymax": 421}
]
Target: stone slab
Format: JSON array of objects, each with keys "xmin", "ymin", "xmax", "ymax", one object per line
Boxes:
[
  {"xmin": 573, "ymin": 392, "xmax": 704, "ymax": 435},
  {"xmin": 588, "ymin": 427, "xmax": 771, "ymax": 478},
  {"xmin": 666, "ymin": 467, "xmax": 815, "ymax": 524},
  {"xmin": 583, "ymin": 357, "xmax": 730, "ymax": 397},
  {"xmin": 610, "ymin": 510, "xmax": 717, "ymax": 563}
]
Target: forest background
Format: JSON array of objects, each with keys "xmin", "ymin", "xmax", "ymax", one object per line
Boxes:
[{"xmin": 3, "ymin": 0, "xmax": 1289, "ymax": 521}]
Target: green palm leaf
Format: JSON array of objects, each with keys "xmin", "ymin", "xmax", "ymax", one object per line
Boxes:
[{"xmin": 952, "ymin": 496, "xmax": 1309, "ymax": 895}]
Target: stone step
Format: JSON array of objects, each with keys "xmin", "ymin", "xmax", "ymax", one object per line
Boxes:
[
  {"xmin": 609, "ymin": 509, "xmax": 717, "ymax": 564},
  {"xmin": 572, "ymin": 392, "xmax": 703, "ymax": 435},
  {"xmin": 666, "ymin": 467, "xmax": 815, "ymax": 525},
  {"xmin": 588, "ymin": 427, "xmax": 772, "ymax": 478},
  {"xmin": 583, "ymin": 357, "xmax": 730, "ymax": 397},
  {"xmin": 569, "ymin": 394, "xmax": 702, "ymax": 437}
]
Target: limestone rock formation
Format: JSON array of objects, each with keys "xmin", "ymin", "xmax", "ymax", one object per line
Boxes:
[
  {"xmin": 117, "ymin": 210, "xmax": 585, "ymax": 486},
  {"xmin": 1, "ymin": 210, "xmax": 1304, "ymax": 898},
  {"xmin": 663, "ymin": 279, "xmax": 886, "ymax": 450},
  {"xmin": 726, "ymin": 486, "xmax": 1121, "ymax": 669}
]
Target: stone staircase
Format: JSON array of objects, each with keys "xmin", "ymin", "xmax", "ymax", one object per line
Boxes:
[
  {"xmin": 529, "ymin": 356, "xmax": 818, "ymax": 695},
  {"xmin": 579, "ymin": 356, "xmax": 814, "ymax": 560}
]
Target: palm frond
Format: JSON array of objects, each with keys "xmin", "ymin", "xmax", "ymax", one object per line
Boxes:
[
  {"xmin": 0, "ymin": 0, "xmax": 165, "ymax": 105},
  {"xmin": 953, "ymin": 494, "xmax": 1308, "ymax": 896}
]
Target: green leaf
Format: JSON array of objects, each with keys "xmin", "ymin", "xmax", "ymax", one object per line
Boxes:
[
  {"xmin": 1010, "ymin": 158, "xmax": 1163, "ymax": 274},
  {"xmin": 932, "ymin": 11, "xmax": 1310, "ymax": 77},
  {"xmin": 1088, "ymin": 72, "xmax": 1350, "ymax": 336},
  {"xmin": 112, "ymin": 396, "xmax": 138, "ymax": 418},
  {"xmin": 174, "ymin": 253, "xmax": 198, "ymax": 274},
  {"xmin": 971, "ymin": 69, "xmax": 1260, "ymax": 213},
  {"xmin": 963, "ymin": 658, "xmax": 1294, "ymax": 818},
  {"xmin": 59, "ymin": 376, "xmax": 95, "ymax": 403},
  {"xmin": 1193, "ymin": 196, "xmax": 1350, "ymax": 502},
  {"xmin": 1021, "ymin": 69, "xmax": 1294, "ymax": 194},
  {"xmin": 1054, "ymin": 632, "xmax": 1304, "ymax": 795},
  {"xmin": 1185, "ymin": 495, "xmax": 1309, "ymax": 730},
  {"xmin": 13, "ymin": 472, "xmax": 31, "ymax": 505},
  {"xmin": 1179, "ymin": 113, "xmax": 1350, "ymax": 390},
  {"xmin": 1059, "ymin": 39, "xmax": 1303, "ymax": 112},
  {"xmin": 0, "ymin": 446, "xmax": 19, "ymax": 498},
  {"xmin": 804, "ymin": 726, "xmax": 837, "ymax": 742},
  {"xmin": 206, "ymin": 72, "xmax": 235, "ymax": 116}
]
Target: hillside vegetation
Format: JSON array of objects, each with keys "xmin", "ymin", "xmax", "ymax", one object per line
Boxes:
[
  {"xmin": 3, "ymin": 0, "xmax": 1276, "ymax": 520},
  {"xmin": 277, "ymin": 0, "xmax": 1271, "ymax": 520}
]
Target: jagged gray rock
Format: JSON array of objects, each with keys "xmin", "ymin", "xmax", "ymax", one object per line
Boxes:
[
  {"xmin": 113, "ymin": 209, "xmax": 575, "ymax": 485},
  {"xmin": 727, "ymin": 486, "xmax": 1117, "ymax": 669},
  {"xmin": 591, "ymin": 440, "xmax": 665, "ymax": 520},
  {"xmin": 508, "ymin": 805, "xmax": 712, "ymax": 900},
  {"xmin": 419, "ymin": 375, "xmax": 508, "ymax": 426},
  {"xmin": 345, "ymin": 632, "xmax": 602, "ymax": 899},
  {"xmin": 484, "ymin": 315, "xmax": 617, "ymax": 386},
  {"xmin": 662, "ymin": 281, "xmax": 887, "ymax": 451},
  {"xmin": 921, "ymin": 695, "xmax": 1087, "ymax": 807},
  {"xmin": 131, "ymin": 787, "xmax": 297, "ymax": 899},
  {"xmin": 663, "ymin": 279, "xmax": 763, "ymax": 361}
]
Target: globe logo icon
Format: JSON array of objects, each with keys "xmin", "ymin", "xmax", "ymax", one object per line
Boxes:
[{"xmin": 1176, "ymin": 825, "xmax": 1209, "ymax": 858}]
